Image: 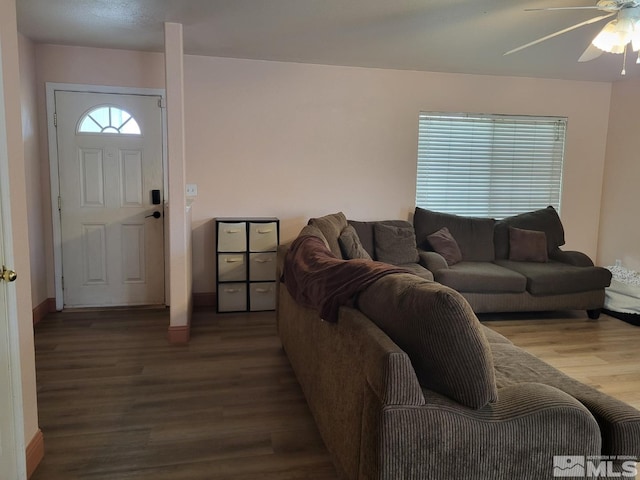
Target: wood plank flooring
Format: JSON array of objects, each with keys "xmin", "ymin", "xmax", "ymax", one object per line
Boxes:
[
  {"xmin": 31, "ymin": 308, "xmax": 338, "ymax": 480},
  {"xmin": 31, "ymin": 308, "xmax": 640, "ymax": 479}
]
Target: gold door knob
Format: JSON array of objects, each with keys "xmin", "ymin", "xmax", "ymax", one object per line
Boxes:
[{"xmin": 1, "ymin": 266, "xmax": 17, "ymax": 282}]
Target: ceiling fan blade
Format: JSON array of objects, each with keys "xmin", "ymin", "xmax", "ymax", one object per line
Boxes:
[
  {"xmin": 578, "ymin": 43, "xmax": 605, "ymax": 61},
  {"xmin": 504, "ymin": 13, "xmax": 615, "ymax": 56},
  {"xmin": 525, "ymin": 6, "xmax": 608, "ymax": 11}
]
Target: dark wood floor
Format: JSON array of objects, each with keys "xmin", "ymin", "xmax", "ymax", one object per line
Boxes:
[
  {"xmin": 31, "ymin": 308, "xmax": 640, "ymax": 479},
  {"xmin": 31, "ymin": 308, "xmax": 338, "ymax": 480}
]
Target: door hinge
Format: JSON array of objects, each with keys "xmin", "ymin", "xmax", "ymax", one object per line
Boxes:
[
  {"xmin": 157, "ymin": 98, "xmax": 165, "ymax": 109},
  {"xmin": 53, "ymin": 112, "xmax": 57, "ymax": 127},
  {"xmin": 58, "ymin": 196, "xmax": 62, "ymax": 211},
  {"xmin": 61, "ymin": 276, "xmax": 64, "ymax": 290}
]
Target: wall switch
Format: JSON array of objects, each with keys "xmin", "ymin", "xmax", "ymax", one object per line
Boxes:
[{"xmin": 186, "ymin": 184, "xmax": 198, "ymax": 196}]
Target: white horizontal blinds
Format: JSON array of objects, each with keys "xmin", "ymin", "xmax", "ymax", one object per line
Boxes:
[{"xmin": 416, "ymin": 112, "xmax": 566, "ymax": 219}]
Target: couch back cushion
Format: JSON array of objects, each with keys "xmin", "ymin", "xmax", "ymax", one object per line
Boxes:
[
  {"xmin": 494, "ymin": 206, "xmax": 565, "ymax": 260},
  {"xmin": 413, "ymin": 207, "xmax": 496, "ymax": 262},
  {"xmin": 357, "ymin": 273, "xmax": 498, "ymax": 409},
  {"xmin": 308, "ymin": 212, "xmax": 348, "ymax": 258},
  {"xmin": 348, "ymin": 220, "xmax": 414, "ymax": 260}
]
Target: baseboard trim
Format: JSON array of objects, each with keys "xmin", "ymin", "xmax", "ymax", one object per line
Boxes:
[
  {"xmin": 32, "ymin": 298, "xmax": 56, "ymax": 325},
  {"xmin": 193, "ymin": 292, "xmax": 216, "ymax": 309},
  {"xmin": 167, "ymin": 325, "xmax": 190, "ymax": 344},
  {"xmin": 26, "ymin": 429, "xmax": 44, "ymax": 478}
]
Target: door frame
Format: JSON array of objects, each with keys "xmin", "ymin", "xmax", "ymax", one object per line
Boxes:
[
  {"xmin": 0, "ymin": 35, "xmax": 27, "ymax": 480},
  {"xmin": 46, "ymin": 83, "xmax": 168, "ymax": 311}
]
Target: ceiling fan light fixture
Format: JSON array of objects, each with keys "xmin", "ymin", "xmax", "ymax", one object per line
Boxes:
[
  {"xmin": 592, "ymin": 19, "xmax": 630, "ymax": 53},
  {"xmin": 631, "ymin": 26, "xmax": 640, "ymax": 50}
]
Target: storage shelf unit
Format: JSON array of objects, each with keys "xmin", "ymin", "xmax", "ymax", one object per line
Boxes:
[{"xmin": 215, "ymin": 217, "xmax": 279, "ymax": 313}]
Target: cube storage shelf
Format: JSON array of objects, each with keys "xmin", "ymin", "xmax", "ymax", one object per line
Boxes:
[{"xmin": 215, "ymin": 217, "xmax": 280, "ymax": 313}]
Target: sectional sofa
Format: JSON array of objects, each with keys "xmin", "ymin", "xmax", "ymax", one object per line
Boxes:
[{"xmin": 276, "ymin": 212, "xmax": 639, "ymax": 479}]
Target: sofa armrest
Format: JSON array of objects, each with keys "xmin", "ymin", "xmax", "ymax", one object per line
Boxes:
[
  {"xmin": 376, "ymin": 382, "xmax": 601, "ymax": 479},
  {"xmin": 549, "ymin": 249, "xmax": 595, "ymax": 267},
  {"xmin": 418, "ymin": 249, "xmax": 448, "ymax": 272}
]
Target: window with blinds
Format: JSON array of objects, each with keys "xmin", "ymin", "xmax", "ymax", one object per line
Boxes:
[{"xmin": 416, "ymin": 112, "xmax": 567, "ymax": 219}]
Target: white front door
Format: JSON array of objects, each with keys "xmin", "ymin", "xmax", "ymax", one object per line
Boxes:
[{"xmin": 55, "ymin": 91, "xmax": 165, "ymax": 307}]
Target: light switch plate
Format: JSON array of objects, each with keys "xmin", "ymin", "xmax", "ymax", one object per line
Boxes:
[{"xmin": 186, "ymin": 184, "xmax": 198, "ymax": 196}]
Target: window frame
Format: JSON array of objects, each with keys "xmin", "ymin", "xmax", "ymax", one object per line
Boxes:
[{"xmin": 77, "ymin": 104, "xmax": 142, "ymax": 136}]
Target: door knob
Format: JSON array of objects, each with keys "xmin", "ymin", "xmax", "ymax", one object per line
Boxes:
[
  {"xmin": 145, "ymin": 211, "xmax": 161, "ymax": 219},
  {"xmin": 1, "ymin": 265, "xmax": 17, "ymax": 283}
]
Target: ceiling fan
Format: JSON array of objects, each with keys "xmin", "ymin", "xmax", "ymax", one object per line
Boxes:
[{"xmin": 505, "ymin": 0, "xmax": 640, "ymax": 74}]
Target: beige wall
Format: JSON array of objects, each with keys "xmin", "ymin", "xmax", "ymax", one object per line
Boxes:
[
  {"xmin": 598, "ymin": 77, "xmax": 640, "ymax": 272},
  {"xmin": 32, "ymin": 45, "xmax": 613, "ymax": 297},
  {"xmin": 1, "ymin": 0, "xmax": 39, "ymax": 445},
  {"xmin": 184, "ymin": 56, "xmax": 612, "ymax": 293},
  {"xmin": 19, "ymin": 34, "xmax": 47, "ymax": 308}
]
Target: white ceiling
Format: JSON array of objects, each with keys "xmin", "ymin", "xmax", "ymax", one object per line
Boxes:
[{"xmin": 16, "ymin": 0, "xmax": 640, "ymax": 82}]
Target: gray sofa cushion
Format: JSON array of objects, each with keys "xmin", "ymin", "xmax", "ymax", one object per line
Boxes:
[
  {"xmin": 495, "ymin": 260, "xmax": 612, "ymax": 296},
  {"xmin": 299, "ymin": 224, "xmax": 330, "ymax": 250},
  {"xmin": 494, "ymin": 206, "xmax": 565, "ymax": 260},
  {"xmin": 348, "ymin": 220, "xmax": 414, "ymax": 260},
  {"xmin": 308, "ymin": 212, "xmax": 348, "ymax": 258},
  {"xmin": 374, "ymin": 223, "xmax": 420, "ymax": 265},
  {"xmin": 338, "ymin": 225, "xmax": 372, "ymax": 260},
  {"xmin": 357, "ymin": 273, "xmax": 498, "ymax": 409},
  {"xmin": 481, "ymin": 325, "xmax": 513, "ymax": 344},
  {"xmin": 491, "ymin": 342, "xmax": 640, "ymax": 456},
  {"xmin": 434, "ymin": 262, "xmax": 527, "ymax": 293},
  {"xmin": 397, "ymin": 262, "xmax": 434, "ymax": 281},
  {"xmin": 414, "ymin": 207, "xmax": 496, "ymax": 262}
]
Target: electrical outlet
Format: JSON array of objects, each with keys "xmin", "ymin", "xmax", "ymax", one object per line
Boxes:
[
  {"xmin": 615, "ymin": 259, "xmax": 622, "ymax": 268},
  {"xmin": 186, "ymin": 184, "xmax": 198, "ymax": 196}
]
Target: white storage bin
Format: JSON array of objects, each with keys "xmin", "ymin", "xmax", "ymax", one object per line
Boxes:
[
  {"xmin": 249, "ymin": 252, "xmax": 277, "ymax": 281},
  {"xmin": 249, "ymin": 222, "xmax": 278, "ymax": 252},
  {"xmin": 217, "ymin": 222, "xmax": 247, "ymax": 252},
  {"xmin": 218, "ymin": 283, "xmax": 247, "ymax": 312},
  {"xmin": 250, "ymin": 283, "xmax": 276, "ymax": 311},
  {"xmin": 218, "ymin": 254, "xmax": 247, "ymax": 282},
  {"xmin": 215, "ymin": 217, "xmax": 279, "ymax": 313}
]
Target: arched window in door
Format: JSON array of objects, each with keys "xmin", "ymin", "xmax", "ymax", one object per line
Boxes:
[{"xmin": 77, "ymin": 105, "xmax": 141, "ymax": 135}]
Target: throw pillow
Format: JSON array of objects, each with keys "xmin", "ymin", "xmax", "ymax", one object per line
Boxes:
[
  {"xmin": 338, "ymin": 225, "xmax": 372, "ymax": 260},
  {"xmin": 494, "ymin": 206, "xmax": 565, "ymax": 259},
  {"xmin": 509, "ymin": 227, "xmax": 548, "ymax": 262},
  {"xmin": 358, "ymin": 273, "xmax": 498, "ymax": 409},
  {"xmin": 427, "ymin": 227, "xmax": 463, "ymax": 265},
  {"xmin": 374, "ymin": 223, "xmax": 420, "ymax": 265}
]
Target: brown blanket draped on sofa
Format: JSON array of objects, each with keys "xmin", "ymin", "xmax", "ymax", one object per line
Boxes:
[{"xmin": 282, "ymin": 235, "xmax": 407, "ymax": 322}]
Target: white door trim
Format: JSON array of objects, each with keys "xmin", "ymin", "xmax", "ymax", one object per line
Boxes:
[{"xmin": 46, "ymin": 83, "xmax": 168, "ymax": 311}]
